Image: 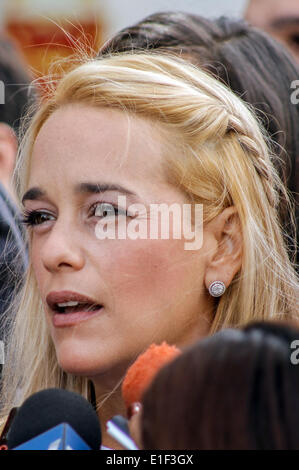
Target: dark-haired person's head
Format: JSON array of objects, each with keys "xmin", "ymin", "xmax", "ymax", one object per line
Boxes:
[
  {"xmin": 140, "ymin": 321, "xmax": 299, "ymax": 449},
  {"xmin": 99, "ymin": 12, "xmax": 299, "ymax": 265},
  {"xmin": 245, "ymin": 0, "xmax": 299, "ymax": 64}
]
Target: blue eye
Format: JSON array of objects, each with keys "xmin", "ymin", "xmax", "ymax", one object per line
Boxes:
[
  {"xmin": 21, "ymin": 209, "xmax": 55, "ymax": 226},
  {"xmin": 93, "ymin": 202, "xmax": 128, "ymax": 218}
]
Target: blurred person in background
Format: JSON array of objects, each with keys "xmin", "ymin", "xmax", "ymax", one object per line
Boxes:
[
  {"xmin": 245, "ymin": 0, "xmax": 299, "ymax": 64},
  {"xmin": 0, "ymin": 35, "xmax": 32, "ymax": 200},
  {"xmin": 132, "ymin": 321, "xmax": 299, "ymax": 449},
  {"xmin": 0, "ymin": 35, "xmax": 32, "ymax": 375},
  {"xmin": 100, "ymin": 12, "xmax": 299, "ymax": 268}
]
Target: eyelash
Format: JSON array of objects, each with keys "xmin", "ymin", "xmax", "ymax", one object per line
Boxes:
[
  {"xmin": 20, "ymin": 202, "xmax": 129, "ymax": 227},
  {"xmin": 20, "ymin": 209, "xmax": 54, "ymax": 227}
]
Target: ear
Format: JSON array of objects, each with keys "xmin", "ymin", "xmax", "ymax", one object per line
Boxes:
[
  {"xmin": 204, "ymin": 206, "xmax": 242, "ymax": 291},
  {"xmin": 0, "ymin": 123, "xmax": 18, "ymax": 198}
]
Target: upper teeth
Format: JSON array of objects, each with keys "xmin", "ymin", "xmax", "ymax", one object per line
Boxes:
[{"xmin": 57, "ymin": 301, "xmax": 80, "ymax": 307}]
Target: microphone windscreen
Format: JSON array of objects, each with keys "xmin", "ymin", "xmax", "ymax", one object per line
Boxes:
[
  {"xmin": 122, "ymin": 341, "xmax": 181, "ymax": 408},
  {"xmin": 7, "ymin": 388, "xmax": 101, "ymax": 450}
]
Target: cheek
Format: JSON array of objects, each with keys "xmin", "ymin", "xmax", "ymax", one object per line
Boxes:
[
  {"xmin": 30, "ymin": 240, "xmax": 45, "ymax": 290},
  {"xmin": 98, "ymin": 238, "xmax": 204, "ymax": 312}
]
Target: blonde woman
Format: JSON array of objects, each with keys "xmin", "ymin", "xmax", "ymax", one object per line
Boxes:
[{"xmin": 0, "ymin": 53, "xmax": 298, "ymax": 449}]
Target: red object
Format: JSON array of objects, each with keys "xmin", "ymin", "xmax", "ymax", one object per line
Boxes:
[{"xmin": 122, "ymin": 342, "xmax": 181, "ymax": 410}]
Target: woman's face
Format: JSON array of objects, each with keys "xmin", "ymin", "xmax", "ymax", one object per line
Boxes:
[{"xmin": 24, "ymin": 104, "xmax": 214, "ymax": 379}]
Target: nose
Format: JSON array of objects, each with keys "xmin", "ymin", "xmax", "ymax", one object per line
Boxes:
[{"xmin": 40, "ymin": 218, "xmax": 85, "ymax": 273}]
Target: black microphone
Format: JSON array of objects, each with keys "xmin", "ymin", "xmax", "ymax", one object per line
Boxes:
[{"xmin": 7, "ymin": 388, "xmax": 102, "ymax": 450}]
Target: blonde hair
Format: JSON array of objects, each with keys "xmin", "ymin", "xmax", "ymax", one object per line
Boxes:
[{"xmin": 1, "ymin": 52, "xmax": 298, "ymax": 416}]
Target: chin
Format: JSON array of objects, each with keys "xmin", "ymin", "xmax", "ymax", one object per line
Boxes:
[
  {"xmin": 58, "ymin": 359, "xmax": 98, "ymax": 377},
  {"xmin": 54, "ymin": 345, "xmax": 101, "ymax": 376},
  {"xmin": 55, "ymin": 343, "xmax": 122, "ymax": 378}
]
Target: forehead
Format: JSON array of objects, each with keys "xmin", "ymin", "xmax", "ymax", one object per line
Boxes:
[
  {"xmin": 30, "ymin": 104, "xmax": 167, "ymax": 184},
  {"xmin": 246, "ymin": 0, "xmax": 299, "ymax": 25}
]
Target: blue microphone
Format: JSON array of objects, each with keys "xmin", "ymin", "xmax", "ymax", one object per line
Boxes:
[
  {"xmin": 13, "ymin": 423, "xmax": 91, "ymax": 450},
  {"xmin": 7, "ymin": 389, "xmax": 102, "ymax": 450}
]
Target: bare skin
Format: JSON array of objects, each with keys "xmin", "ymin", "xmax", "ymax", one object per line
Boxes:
[{"xmin": 24, "ymin": 104, "xmax": 242, "ymax": 448}]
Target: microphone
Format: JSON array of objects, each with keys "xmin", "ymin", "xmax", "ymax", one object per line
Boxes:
[
  {"xmin": 106, "ymin": 415, "xmax": 139, "ymax": 450},
  {"xmin": 7, "ymin": 388, "xmax": 102, "ymax": 450},
  {"xmin": 122, "ymin": 342, "xmax": 181, "ymax": 409}
]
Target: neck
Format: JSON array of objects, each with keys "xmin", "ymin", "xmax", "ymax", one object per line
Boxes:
[{"xmin": 91, "ymin": 366, "xmax": 129, "ymax": 450}]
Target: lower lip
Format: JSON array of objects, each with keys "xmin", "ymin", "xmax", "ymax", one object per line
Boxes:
[{"xmin": 52, "ymin": 307, "xmax": 103, "ymax": 327}]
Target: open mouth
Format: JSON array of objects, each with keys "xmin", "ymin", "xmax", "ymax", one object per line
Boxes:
[
  {"xmin": 46, "ymin": 292, "xmax": 104, "ymax": 326},
  {"xmin": 54, "ymin": 301, "xmax": 103, "ymax": 314}
]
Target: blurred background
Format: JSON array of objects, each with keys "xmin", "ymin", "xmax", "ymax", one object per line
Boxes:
[{"xmin": 0, "ymin": 0, "xmax": 249, "ymax": 79}]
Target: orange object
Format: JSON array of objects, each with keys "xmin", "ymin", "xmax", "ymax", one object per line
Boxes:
[
  {"xmin": 122, "ymin": 342, "xmax": 181, "ymax": 409},
  {"xmin": 3, "ymin": 0, "xmax": 104, "ymax": 81}
]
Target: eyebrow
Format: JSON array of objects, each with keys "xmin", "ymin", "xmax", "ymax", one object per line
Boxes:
[
  {"xmin": 22, "ymin": 182, "xmax": 138, "ymax": 204},
  {"xmin": 270, "ymin": 16, "xmax": 299, "ymax": 29},
  {"xmin": 22, "ymin": 187, "xmax": 44, "ymax": 204}
]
